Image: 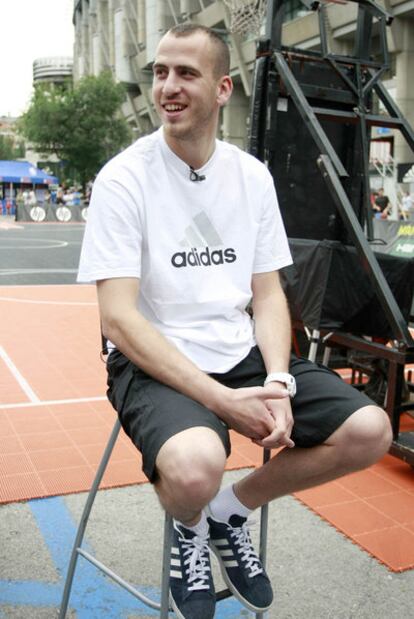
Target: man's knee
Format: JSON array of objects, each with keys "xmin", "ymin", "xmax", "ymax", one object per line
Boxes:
[
  {"xmin": 334, "ymin": 405, "xmax": 393, "ymax": 467},
  {"xmin": 155, "ymin": 427, "xmax": 226, "ymax": 507}
]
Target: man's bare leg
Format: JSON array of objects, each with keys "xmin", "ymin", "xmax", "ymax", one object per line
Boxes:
[
  {"xmin": 234, "ymin": 405, "xmax": 392, "ymax": 509},
  {"xmin": 156, "ymin": 428, "xmax": 226, "ymax": 619},
  {"xmin": 154, "ymin": 426, "xmax": 227, "ymax": 526}
]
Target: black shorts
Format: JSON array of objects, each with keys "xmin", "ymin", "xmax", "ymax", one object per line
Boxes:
[{"xmin": 106, "ymin": 346, "xmax": 374, "ymax": 482}]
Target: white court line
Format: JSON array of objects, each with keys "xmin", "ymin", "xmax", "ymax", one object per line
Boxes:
[
  {"xmin": 0, "ymin": 345, "xmax": 41, "ymax": 404},
  {"xmin": 0, "ymin": 269, "xmax": 76, "ymax": 275},
  {"xmin": 0, "ymin": 395, "xmax": 107, "ymax": 410},
  {"xmin": 0, "ymin": 222, "xmax": 24, "ymax": 230},
  {"xmin": 0, "ymin": 296, "xmax": 97, "ymax": 306},
  {"xmin": 0, "ymin": 284, "xmax": 88, "ymax": 288},
  {"xmin": 0, "ymin": 237, "xmax": 69, "ymax": 249}
]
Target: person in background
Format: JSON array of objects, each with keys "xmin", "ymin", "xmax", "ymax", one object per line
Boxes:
[
  {"xmin": 56, "ymin": 186, "xmax": 65, "ymax": 205},
  {"xmin": 374, "ymin": 187, "xmax": 391, "ymax": 219},
  {"xmin": 22, "ymin": 189, "xmax": 30, "ymax": 206},
  {"xmin": 28, "ymin": 189, "xmax": 37, "ymax": 206},
  {"xmin": 401, "ymin": 190, "xmax": 413, "ymax": 220}
]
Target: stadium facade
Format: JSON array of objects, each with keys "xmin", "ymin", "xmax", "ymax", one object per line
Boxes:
[{"xmin": 71, "ymin": 1, "xmax": 414, "ymax": 164}]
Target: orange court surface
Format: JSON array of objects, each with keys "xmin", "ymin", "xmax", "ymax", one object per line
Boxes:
[{"xmin": 0, "ymin": 282, "xmax": 413, "ymax": 573}]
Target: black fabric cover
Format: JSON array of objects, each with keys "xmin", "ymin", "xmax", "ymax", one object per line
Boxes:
[{"xmin": 281, "ymin": 238, "xmax": 414, "ymax": 339}]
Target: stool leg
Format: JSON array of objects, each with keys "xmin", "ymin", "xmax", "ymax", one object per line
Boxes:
[
  {"xmin": 256, "ymin": 447, "xmax": 271, "ymax": 619},
  {"xmin": 160, "ymin": 513, "xmax": 173, "ymax": 617},
  {"xmin": 59, "ymin": 418, "xmax": 122, "ymax": 618}
]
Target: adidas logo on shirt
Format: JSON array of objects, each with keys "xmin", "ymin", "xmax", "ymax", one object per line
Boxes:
[
  {"xmin": 171, "ymin": 211, "xmax": 237, "ymax": 268},
  {"xmin": 171, "ymin": 247, "xmax": 237, "ymax": 268}
]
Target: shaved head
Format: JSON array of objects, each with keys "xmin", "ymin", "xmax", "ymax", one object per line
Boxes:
[{"xmin": 166, "ymin": 24, "xmax": 230, "ymax": 78}]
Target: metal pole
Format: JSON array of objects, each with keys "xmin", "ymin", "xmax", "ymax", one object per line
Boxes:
[
  {"xmin": 59, "ymin": 419, "xmax": 122, "ymax": 618},
  {"xmin": 256, "ymin": 447, "xmax": 270, "ymax": 619},
  {"xmin": 318, "ymin": 154, "xmax": 414, "ymax": 347},
  {"xmin": 274, "ymin": 52, "xmax": 349, "ymax": 179},
  {"xmin": 265, "ymin": 0, "xmax": 284, "ymax": 49},
  {"xmin": 160, "ymin": 514, "xmax": 173, "ymax": 617}
]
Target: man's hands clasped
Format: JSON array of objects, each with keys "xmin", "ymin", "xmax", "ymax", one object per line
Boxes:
[{"xmin": 217, "ymin": 382, "xmax": 295, "ymax": 450}]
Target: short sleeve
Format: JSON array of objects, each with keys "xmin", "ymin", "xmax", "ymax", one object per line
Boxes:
[
  {"xmin": 253, "ymin": 173, "xmax": 292, "ymax": 273},
  {"xmin": 77, "ymin": 172, "xmax": 143, "ymax": 283}
]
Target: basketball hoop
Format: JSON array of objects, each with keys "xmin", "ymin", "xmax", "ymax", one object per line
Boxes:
[{"xmin": 222, "ymin": 0, "xmax": 268, "ymax": 36}]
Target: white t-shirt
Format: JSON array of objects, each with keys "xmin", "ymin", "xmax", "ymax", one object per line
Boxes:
[{"xmin": 78, "ymin": 128, "xmax": 292, "ymax": 373}]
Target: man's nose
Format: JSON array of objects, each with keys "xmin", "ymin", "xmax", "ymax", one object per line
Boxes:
[{"xmin": 162, "ymin": 71, "xmax": 181, "ymax": 96}]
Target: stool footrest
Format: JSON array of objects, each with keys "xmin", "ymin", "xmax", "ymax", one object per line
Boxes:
[
  {"xmin": 77, "ymin": 548, "xmax": 167, "ymax": 612},
  {"xmin": 215, "ymin": 587, "xmax": 232, "ymax": 601}
]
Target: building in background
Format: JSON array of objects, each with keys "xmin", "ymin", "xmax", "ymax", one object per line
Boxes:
[
  {"xmin": 27, "ymin": 57, "xmax": 74, "ymax": 174},
  {"xmin": 72, "ymin": 1, "xmax": 414, "ymax": 187},
  {"xmin": 72, "ymin": 0, "xmax": 257, "ymax": 148},
  {"xmin": 33, "ymin": 57, "xmax": 74, "ymax": 86}
]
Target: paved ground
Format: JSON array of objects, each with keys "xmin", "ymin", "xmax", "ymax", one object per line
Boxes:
[
  {"xmin": 0, "ymin": 218, "xmax": 83, "ymax": 285},
  {"xmin": 0, "ymin": 217, "xmax": 413, "ymax": 618},
  {"xmin": 1, "ymin": 469, "xmax": 414, "ymax": 618}
]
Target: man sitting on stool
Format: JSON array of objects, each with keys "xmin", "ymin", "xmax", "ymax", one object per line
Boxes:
[{"xmin": 78, "ymin": 24, "xmax": 392, "ymax": 619}]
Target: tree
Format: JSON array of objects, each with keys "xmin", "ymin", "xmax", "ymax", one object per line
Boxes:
[
  {"xmin": 18, "ymin": 72, "xmax": 132, "ymax": 186},
  {"xmin": 0, "ymin": 134, "xmax": 25, "ymax": 159}
]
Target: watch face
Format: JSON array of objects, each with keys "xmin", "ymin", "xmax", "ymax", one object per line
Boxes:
[{"xmin": 284, "ymin": 375, "xmax": 296, "ymax": 397}]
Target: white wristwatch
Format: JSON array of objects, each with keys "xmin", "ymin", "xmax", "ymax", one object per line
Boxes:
[{"xmin": 264, "ymin": 372, "xmax": 296, "ymax": 397}]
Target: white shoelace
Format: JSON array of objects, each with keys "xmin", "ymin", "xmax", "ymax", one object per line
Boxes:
[
  {"xmin": 181, "ymin": 535, "xmax": 211, "ymax": 592},
  {"xmin": 230, "ymin": 520, "xmax": 263, "ymax": 578}
]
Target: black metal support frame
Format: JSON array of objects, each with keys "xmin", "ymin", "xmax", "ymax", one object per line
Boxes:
[{"xmin": 250, "ymin": 0, "xmax": 414, "ymax": 465}]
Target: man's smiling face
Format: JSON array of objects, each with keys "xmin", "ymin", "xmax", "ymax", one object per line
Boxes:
[{"xmin": 152, "ymin": 31, "xmax": 229, "ymax": 144}]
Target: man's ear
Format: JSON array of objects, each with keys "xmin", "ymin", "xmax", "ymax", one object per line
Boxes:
[{"xmin": 217, "ymin": 76, "xmax": 233, "ymax": 107}]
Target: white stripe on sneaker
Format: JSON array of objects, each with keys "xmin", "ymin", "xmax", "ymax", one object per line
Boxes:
[{"xmin": 218, "ymin": 549, "xmax": 233, "ymax": 557}]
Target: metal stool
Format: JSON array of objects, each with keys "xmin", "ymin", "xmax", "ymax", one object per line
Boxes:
[{"xmin": 59, "ymin": 416, "xmax": 271, "ymax": 618}]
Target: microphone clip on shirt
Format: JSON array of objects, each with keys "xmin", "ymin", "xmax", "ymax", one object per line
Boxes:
[{"xmin": 189, "ymin": 166, "xmax": 206, "ymax": 182}]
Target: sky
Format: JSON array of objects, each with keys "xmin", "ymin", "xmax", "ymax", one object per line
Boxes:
[{"xmin": 0, "ymin": 0, "xmax": 75, "ymax": 118}]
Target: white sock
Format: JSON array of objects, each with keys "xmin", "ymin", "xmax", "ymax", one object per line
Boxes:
[
  {"xmin": 208, "ymin": 484, "xmax": 252, "ymax": 522},
  {"xmin": 175, "ymin": 510, "xmax": 209, "ymax": 538}
]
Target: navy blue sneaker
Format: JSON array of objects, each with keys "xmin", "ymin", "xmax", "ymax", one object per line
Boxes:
[
  {"xmin": 169, "ymin": 521, "xmax": 215, "ymax": 619},
  {"xmin": 207, "ymin": 514, "xmax": 273, "ymax": 613}
]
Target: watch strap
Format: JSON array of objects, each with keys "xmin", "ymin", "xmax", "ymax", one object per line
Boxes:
[{"xmin": 264, "ymin": 372, "xmax": 296, "ymax": 397}]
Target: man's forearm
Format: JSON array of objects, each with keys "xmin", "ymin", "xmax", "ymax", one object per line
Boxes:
[
  {"xmin": 103, "ymin": 309, "xmax": 229, "ymax": 414},
  {"xmin": 252, "ymin": 277, "xmax": 292, "ymax": 375}
]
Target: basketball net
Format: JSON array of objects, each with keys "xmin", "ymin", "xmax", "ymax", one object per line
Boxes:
[
  {"xmin": 222, "ymin": 1, "xmax": 349, "ymax": 36},
  {"xmin": 222, "ymin": 0, "xmax": 268, "ymax": 36}
]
